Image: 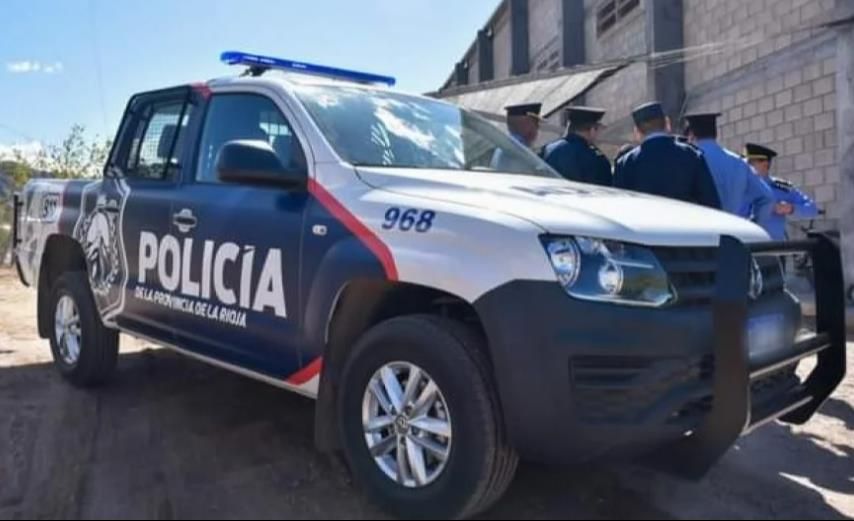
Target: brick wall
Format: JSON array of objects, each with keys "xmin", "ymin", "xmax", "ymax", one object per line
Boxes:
[
  {"xmin": 585, "ymin": 0, "xmax": 647, "ymax": 63},
  {"xmin": 686, "ymin": 32, "xmax": 840, "ymax": 232},
  {"xmin": 683, "ymin": 0, "xmax": 835, "ymax": 91},
  {"xmin": 529, "ymin": 0, "xmax": 562, "ymax": 73}
]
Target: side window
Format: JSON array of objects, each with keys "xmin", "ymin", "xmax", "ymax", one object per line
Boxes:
[
  {"xmin": 195, "ymin": 94, "xmax": 307, "ymax": 184},
  {"xmin": 126, "ymin": 100, "xmax": 192, "ymax": 180}
]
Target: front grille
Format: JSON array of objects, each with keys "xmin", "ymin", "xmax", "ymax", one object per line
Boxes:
[{"xmin": 652, "ymin": 246, "xmax": 786, "ymax": 306}]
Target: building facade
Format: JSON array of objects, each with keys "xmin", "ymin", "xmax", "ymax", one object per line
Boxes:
[{"xmin": 435, "ymin": 0, "xmax": 853, "ymax": 285}]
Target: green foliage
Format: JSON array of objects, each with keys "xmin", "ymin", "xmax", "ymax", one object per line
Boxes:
[
  {"xmin": 0, "ymin": 159, "xmax": 32, "ymax": 189},
  {"xmin": 35, "ymin": 124, "xmax": 112, "ymax": 179},
  {"xmin": 0, "ymin": 125, "xmax": 111, "ymax": 264}
]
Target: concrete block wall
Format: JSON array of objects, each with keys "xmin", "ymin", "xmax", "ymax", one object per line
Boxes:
[
  {"xmin": 683, "ymin": 0, "xmax": 835, "ymax": 91},
  {"xmin": 468, "ymin": 52, "xmax": 480, "ymax": 85},
  {"xmin": 584, "ymin": 0, "xmax": 647, "ymax": 63},
  {"xmin": 578, "ymin": 0, "xmax": 651, "ymax": 152},
  {"xmin": 585, "ymin": 62, "xmax": 649, "ymax": 141},
  {"xmin": 686, "ymin": 34, "xmax": 840, "ymax": 234},
  {"xmin": 837, "ymin": 22, "xmax": 854, "ymax": 289},
  {"xmin": 529, "ymin": 0, "xmax": 562, "ymax": 72},
  {"xmin": 493, "ymin": 10, "xmax": 513, "ymax": 81}
]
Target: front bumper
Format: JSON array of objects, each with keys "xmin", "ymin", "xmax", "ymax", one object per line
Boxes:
[{"xmin": 474, "ymin": 234, "xmax": 846, "ymax": 477}]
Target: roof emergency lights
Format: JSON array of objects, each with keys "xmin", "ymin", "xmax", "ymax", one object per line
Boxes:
[{"xmin": 220, "ymin": 51, "xmax": 396, "ymax": 87}]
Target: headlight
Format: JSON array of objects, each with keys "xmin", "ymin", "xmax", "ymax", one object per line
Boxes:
[{"xmin": 543, "ymin": 236, "xmax": 675, "ymax": 307}]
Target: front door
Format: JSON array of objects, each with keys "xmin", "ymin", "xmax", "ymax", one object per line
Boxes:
[{"xmin": 163, "ymin": 91, "xmax": 308, "ymax": 378}]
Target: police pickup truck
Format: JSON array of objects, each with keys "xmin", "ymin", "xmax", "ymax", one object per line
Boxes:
[{"xmin": 12, "ymin": 52, "xmax": 847, "ymax": 519}]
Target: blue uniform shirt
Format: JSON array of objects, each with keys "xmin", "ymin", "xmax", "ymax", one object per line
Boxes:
[
  {"xmin": 491, "ymin": 132, "xmax": 527, "ymax": 171},
  {"xmin": 542, "ymin": 134, "xmax": 612, "ymax": 186},
  {"xmin": 748, "ymin": 176, "xmax": 819, "ymax": 240},
  {"xmin": 696, "ymin": 139, "xmax": 774, "ymax": 220},
  {"xmin": 613, "ymin": 133, "xmax": 722, "ymax": 209}
]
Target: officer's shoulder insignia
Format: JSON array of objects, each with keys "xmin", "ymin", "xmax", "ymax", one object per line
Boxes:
[
  {"xmin": 615, "ymin": 145, "xmax": 637, "ymax": 162},
  {"xmin": 771, "ymin": 177, "xmax": 794, "ymax": 191},
  {"xmin": 676, "ymin": 139, "xmax": 700, "ymax": 152}
]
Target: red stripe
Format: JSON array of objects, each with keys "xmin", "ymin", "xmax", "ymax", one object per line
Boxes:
[
  {"xmin": 307, "ymin": 178, "xmax": 399, "ymax": 280},
  {"xmin": 286, "ymin": 357, "xmax": 323, "ymax": 385}
]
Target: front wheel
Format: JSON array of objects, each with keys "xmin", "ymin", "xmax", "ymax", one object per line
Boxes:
[
  {"xmin": 48, "ymin": 272, "xmax": 119, "ymax": 387},
  {"xmin": 338, "ymin": 315, "xmax": 517, "ymax": 520}
]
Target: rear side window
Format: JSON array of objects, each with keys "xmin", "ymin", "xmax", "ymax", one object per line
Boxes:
[
  {"xmin": 126, "ymin": 100, "xmax": 193, "ymax": 180},
  {"xmin": 195, "ymin": 93, "xmax": 306, "ymax": 184}
]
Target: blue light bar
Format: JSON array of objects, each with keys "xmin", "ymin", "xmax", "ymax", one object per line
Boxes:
[{"xmin": 220, "ymin": 51, "xmax": 396, "ymax": 87}]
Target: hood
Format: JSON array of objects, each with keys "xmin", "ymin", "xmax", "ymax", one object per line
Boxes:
[{"xmin": 356, "ymin": 167, "xmax": 770, "ymax": 247}]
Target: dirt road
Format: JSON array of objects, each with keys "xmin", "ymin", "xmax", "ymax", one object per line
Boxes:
[{"xmin": 1, "ymin": 268, "xmax": 852, "ymax": 519}]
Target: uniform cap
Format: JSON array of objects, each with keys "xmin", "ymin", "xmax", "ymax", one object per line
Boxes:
[
  {"xmin": 684, "ymin": 112, "xmax": 721, "ymax": 136},
  {"xmin": 565, "ymin": 106, "xmax": 606, "ymax": 127},
  {"xmin": 505, "ymin": 103, "xmax": 543, "ymax": 118},
  {"xmin": 632, "ymin": 102, "xmax": 665, "ymax": 125},
  {"xmin": 744, "ymin": 143, "xmax": 778, "ymax": 161}
]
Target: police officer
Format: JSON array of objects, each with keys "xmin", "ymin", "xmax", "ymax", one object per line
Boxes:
[
  {"xmin": 492, "ymin": 103, "xmax": 542, "ymax": 170},
  {"xmin": 685, "ymin": 112, "xmax": 773, "ymax": 220},
  {"xmin": 614, "ymin": 102, "xmax": 721, "ymax": 209},
  {"xmin": 503, "ymin": 103, "xmax": 542, "ymax": 148},
  {"xmin": 744, "ymin": 143, "xmax": 819, "ymax": 241},
  {"xmin": 541, "ymin": 106, "xmax": 612, "ymax": 186}
]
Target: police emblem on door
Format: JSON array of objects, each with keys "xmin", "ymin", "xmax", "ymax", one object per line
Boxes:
[
  {"xmin": 81, "ymin": 195, "xmax": 121, "ymax": 295},
  {"xmin": 74, "ymin": 179, "xmax": 130, "ymax": 319}
]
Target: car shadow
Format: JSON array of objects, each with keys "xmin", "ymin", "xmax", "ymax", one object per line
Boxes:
[
  {"xmin": 0, "ymin": 347, "xmax": 850, "ymax": 520},
  {"xmin": 821, "ymin": 397, "xmax": 854, "ymax": 430},
  {"xmin": 582, "ymin": 412, "xmax": 853, "ymax": 520}
]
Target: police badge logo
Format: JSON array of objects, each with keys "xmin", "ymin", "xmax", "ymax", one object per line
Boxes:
[
  {"xmin": 73, "ymin": 179, "xmax": 130, "ymax": 320},
  {"xmin": 79, "ymin": 194, "xmax": 122, "ymax": 297}
]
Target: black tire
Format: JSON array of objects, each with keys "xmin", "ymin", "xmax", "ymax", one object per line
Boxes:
[
  {"xmin": 338, "ymin": 315, "xmax": 518, "ymax": 520},
  {"xmin": 48, "ymin": 271, "xmax": 119, "ymax": 387}
]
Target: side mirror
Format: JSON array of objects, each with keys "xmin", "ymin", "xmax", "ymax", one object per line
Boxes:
[{"xmin": 215, "ymin": 140, "xmax": 306, "ymax": 189}]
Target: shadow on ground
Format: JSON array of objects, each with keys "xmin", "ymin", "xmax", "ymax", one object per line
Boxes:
[{"xmin": 0, "ymin": 347, "xmax": 851, "ymax": 519}]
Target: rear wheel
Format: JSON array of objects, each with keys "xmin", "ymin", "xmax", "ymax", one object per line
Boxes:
[
  {"xmin": 48, "ymin": 272, "xmax": 119, "ymax": 387},
  {"xmin": 338, "ymin": 315, "xmax": 517, "ymax": 520}
]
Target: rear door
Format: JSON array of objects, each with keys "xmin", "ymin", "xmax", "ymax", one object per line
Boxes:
[
  {"xmin": 162, "ymin": 90, "xmax": 308, "ymax": 379},
  {"xmin": 80, "ymin": 88, "xmax": 197, "ymax": 342}
]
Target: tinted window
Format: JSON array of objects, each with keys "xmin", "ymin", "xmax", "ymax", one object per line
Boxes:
[
  {"xmin": 126, "ymin": 101, "xmax": 191, "ymax": 180},
  {"xmin": 196, "ymin": 94, "xmax": 307, "ymax": 183}
]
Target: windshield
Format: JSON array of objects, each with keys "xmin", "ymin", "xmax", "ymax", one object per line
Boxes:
[{"xmin": 294, "ymin": 84, "xmax": 557, "ymax": 177}]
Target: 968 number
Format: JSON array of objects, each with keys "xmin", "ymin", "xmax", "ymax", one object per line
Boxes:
[{"xmin": 382, "ymin": 208, "xmax": 436, "ymax": 232}]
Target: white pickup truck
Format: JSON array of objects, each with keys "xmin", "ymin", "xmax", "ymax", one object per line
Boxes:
[{"xmin": 12, "ymin": 52, "xmax": 847, "ymax": 519}]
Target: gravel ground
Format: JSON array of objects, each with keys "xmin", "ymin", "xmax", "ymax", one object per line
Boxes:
[{"xmin": 0, "ymin": 268, "xmax": 851, "ymax": 520}]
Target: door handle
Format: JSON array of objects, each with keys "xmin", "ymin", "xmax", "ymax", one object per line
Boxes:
[{"xmin": 173, "ymin": 209, "xmax": 198, "ymax": 233}]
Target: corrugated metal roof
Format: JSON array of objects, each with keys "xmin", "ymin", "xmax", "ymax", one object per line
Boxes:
[{"xmin": 433, "ymin": 65, "xmax": 621, "ymax": 119}]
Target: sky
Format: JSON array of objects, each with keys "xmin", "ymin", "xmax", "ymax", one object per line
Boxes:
[{"xmin": 0, "ymin": 0, "xmax": 498, "ymax": 154}]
